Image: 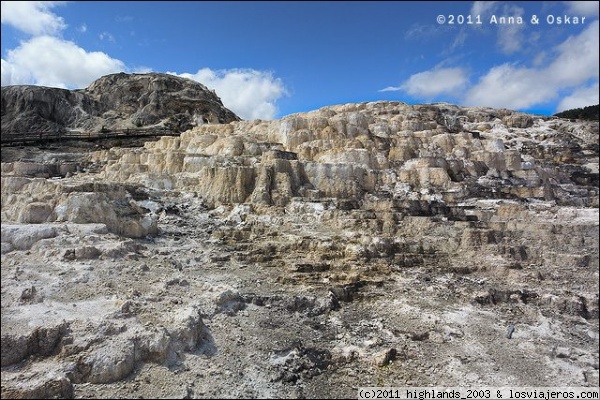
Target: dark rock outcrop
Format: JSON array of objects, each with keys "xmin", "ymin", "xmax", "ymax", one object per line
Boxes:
[{"xmin": 1, "ymin": 72, "xmax": 240, "ymax": 137}]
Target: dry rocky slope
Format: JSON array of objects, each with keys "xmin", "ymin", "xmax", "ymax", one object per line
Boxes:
[
  {"xmin": 1, "ymin": 72, "xmax": 240, "ymax": 136},
  {"xmin": 1, "ymin": 99, "xmax": 599, "ymax": 399}
]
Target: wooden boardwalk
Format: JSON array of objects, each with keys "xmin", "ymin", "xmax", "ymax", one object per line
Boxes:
[{"xmin": 1, "ymin": 127, "xmax": 180, "ymax": 146}]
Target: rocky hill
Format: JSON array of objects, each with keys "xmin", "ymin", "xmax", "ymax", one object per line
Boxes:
[
  {"xmin": 0, "ymin": 72, "xmax": 240, "ymax": 137},
  {"xmin": 1, "ymin": 101, "xmax": 598, "ymax": 398}
]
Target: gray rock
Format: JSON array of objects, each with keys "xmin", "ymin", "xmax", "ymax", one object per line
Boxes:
[
  {"xmin": 0, "ymin": 373, "xmax": 73, "ymax": 399},
  {"xmin": 372, "ymin": 348, "xmax": 397, "ymax": 367},
  {"xmin": 80, "ymin": 339, "xmax": 136, "ymax": 384},
  {"xmin": 1, "ymin": 322, "xmax": 69, "ymax": 367},
  {"xmin": 1, "ymin": 72, "xmax": 240, "ymax": 138},
  {"xmin": 507, "ymin": 324, "xmax": 515, "ymax": 339}
]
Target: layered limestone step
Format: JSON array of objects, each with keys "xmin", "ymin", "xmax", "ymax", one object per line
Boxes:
[{"xmin": 1, "ymin": 178, "xmax": 157, "ymax": 238}]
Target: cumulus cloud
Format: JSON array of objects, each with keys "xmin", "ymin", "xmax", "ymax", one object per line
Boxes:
[
  {"xmin": 556, "ymin": 82, "xmax": 600, "ymax": 112},
  {"xmin": 170, "ymin": 68, "xmax": 288, "ymax": 120},
  {"xmin": 1, "ymin": 1, "xmax": 125, "ymax": 89},
  {"xmin": 0, "ymin": 58, "xmax": 29, "ymax": 86},
  {"xmin": 381, "ymin": 67, "xmax": 468, "ymax": 99},
  {"xmin": 0, "ymin": 1, "xmax": 66, "ymax": 36},
  {"xmin": 465, "ymin": 21, "xmax": 599, "ymax": 109},
  {"xmin": 1, "ymin": 36, "xmax": 125, "ymax": 88},
  {"xmin": 464, "ymin": 64, "xmax": 555, "ymax": 109},
  {"xmin": 546, "ymin": 20, "xmax": 599, "ymax": 87}
]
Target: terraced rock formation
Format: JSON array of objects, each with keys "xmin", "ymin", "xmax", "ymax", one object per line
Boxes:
[{"xmin": 1, "ymin": 101, "xmax": 598, "ymax": 398}]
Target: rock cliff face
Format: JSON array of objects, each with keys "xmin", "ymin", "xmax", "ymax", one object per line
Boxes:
[
  {"xmin": 1, "ymin": 101, "xmax": 598, "ymax": 398},
  {"xmin": 1, "ymin": 72, "xmax": 240, "ymax": 136}
]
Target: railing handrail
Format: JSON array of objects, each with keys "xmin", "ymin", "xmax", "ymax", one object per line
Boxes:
[{"xmin": 0, "ymin": 127, "xmax": 178, "ymax": 145}]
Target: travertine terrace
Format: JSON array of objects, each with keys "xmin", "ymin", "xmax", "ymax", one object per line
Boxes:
[{"xmin": 1, "ymin": 97, "xmax": 598, "ymax": 398}]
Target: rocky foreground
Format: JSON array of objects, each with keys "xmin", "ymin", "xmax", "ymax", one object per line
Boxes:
[{"xmin": 1, "ymin": 101, "xmax": 598, "ymax": 398}]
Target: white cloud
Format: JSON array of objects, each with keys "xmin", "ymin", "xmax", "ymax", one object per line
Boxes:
[
  {"xmin": 471, "ymin": 2, "xmax": 525, "ymax": 54},
  {"xmin": 464, "ymin": 21, "xmax": 599, "ymax": 110},
  {"xmin": 546, "ymin": 20, "xmax": 599, "ymax": 87},
  {"xmin": 1, "ymin": 58, "xmax": 29, "ymax": 86},
  {"xmin": 0, "ymin": 2, "xmax": 125, "ymax": 89},
  {"xmin": 379, "ymin": 86, "xmax": 402, "ymax": 92},
  {"xmin": 392, "ymin": 19, "xmax": 599, "ymax": 112},
  {"xmin": 556, "ymin": 82, "xmax": 600, "ymax": 112},
  {"xmin": 464, "ymin": 64, "xmax": 556, "ymax": 109},
  {"xmin": 404, "ymin": 23, "xmax": 446, "ymax": 40},
  {"xmin": 0, "ymin": 1, "xmax": 66, "ymax": 36},
  {"xmin": 496, "ymin": 5, "xmax": 525, "ymax": 54},
  {"xmin": 470, "ymin": 1, "xmax": 498, "ymax": 18},
  {"xmin": 1, "ymin": 36, "xmax": 125, "ymax": 88},
  {"xmin": 132, "ymin": 66, "xmax": 153, "ymax": 74},
  {"xmin": 470, "ymin": 2, "xmax": 529, "ymax": 55},
  {"xmin": 170, "ymin": 68, "xmax": 287, "ymax": 120},
  {"xmin": 532, "ymin": 51, "xmax": 547, "ymax": 67},
  {"xmin": 385, "ymin": 67, "xmax": 468, "ymax": 99},
  {"xmin": 99, "ymin": 31, "xmax": 115, "ymax": 42},
  {"xmin": 115, "ymin": 15, "xmax": 134, "ymax": 23},
  {"xmin": 439, "ymin": 28, "xmax": 469, "ymax": 56},
  {"xmin": 563, "ymin": 1, "xmax": 599, "ymax": 17}
]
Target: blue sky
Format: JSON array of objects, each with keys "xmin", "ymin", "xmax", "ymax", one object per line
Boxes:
[{"xmin": 1, "ymin": 1, "xmax": 599, "ymax": 119}]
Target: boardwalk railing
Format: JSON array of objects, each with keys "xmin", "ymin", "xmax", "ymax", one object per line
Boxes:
[{"xmin": 1, "ymin": 127, "xmax": 180, "ymax": 146}]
